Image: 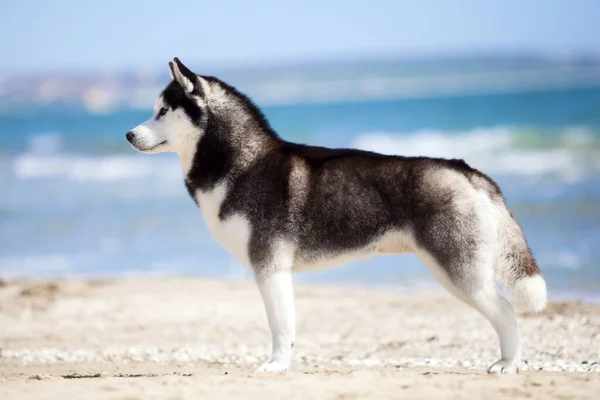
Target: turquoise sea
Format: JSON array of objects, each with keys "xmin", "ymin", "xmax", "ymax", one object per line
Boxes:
[{"xmin": 1, "ymin": 81, "xmax": 599, "ymax": 299}]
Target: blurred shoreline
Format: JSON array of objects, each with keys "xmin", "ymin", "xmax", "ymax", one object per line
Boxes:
[{"xmin": 2, "ymin": 273, "xmax": 600, "ymax": 304}]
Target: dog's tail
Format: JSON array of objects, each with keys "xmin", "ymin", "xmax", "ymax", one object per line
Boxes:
[{"xmin": 494, "ymin": 207, "xmax": 547, "ymax": 312}]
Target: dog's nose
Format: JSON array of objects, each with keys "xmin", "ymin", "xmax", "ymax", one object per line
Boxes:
[{"xmin": 126, "ymin": 131, "xmax": 135, "ymax": 142}]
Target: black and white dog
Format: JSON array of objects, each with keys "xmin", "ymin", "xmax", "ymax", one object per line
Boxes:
[{"xmin": 126, "ymin": 58, "xmax": 547, "ymax": 374}]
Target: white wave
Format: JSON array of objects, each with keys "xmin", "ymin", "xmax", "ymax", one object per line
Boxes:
[
  {"xmin": 352, "ymin": 126, "xmax": 598, "ymax": 182},
  {"xmin": 12, "ymin": 127, "xmax": 599, "ymax": 183},
  {"xmin": 13, "ymin": 153, "xmax": 181, "ymax": 182},
  {"xmin": 13, "ymin": 133, "xmax": 181, "ymax": 182}
]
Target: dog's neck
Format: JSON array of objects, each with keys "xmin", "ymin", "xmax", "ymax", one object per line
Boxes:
[
  {"xmin": 177, "ymin": 133, "xmax": 202, "ymax": 177},
  {"xmin": 179, "ymin": 79, "xmax": 281, "ymax": 193}
]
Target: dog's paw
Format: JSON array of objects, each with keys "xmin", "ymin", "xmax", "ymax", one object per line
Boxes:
[
  {"xmin": 254, "ymin": 360, "xmax": 290, "ymax": 373},
  {"xmin": 487, "ymin": 359, "xmax": 521, "ymax": 374}
]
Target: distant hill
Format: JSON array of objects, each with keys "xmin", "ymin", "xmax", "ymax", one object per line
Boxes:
[{"xmin": 1, "ymin": 54, "xmax": 600, "ymax": 113}]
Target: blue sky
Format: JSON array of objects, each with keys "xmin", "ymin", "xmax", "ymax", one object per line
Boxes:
[{"xmin": 1, "ymin": 0, "xmax": 599, "ymax": 71}]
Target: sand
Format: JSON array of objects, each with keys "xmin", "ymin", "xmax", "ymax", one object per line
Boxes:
[{"xmin": 1, "ymin": 277, "xmax": 599, "ymax": 399}]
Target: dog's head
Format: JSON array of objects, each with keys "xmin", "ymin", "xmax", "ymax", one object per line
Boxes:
[{"xmin": 126, "ymin": 58, "xmax": 209, "ymax": 154}]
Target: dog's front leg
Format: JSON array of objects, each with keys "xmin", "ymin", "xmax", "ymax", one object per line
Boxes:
[{"xmin": 254, "ymin": 269, "xmax": 295, "ymax": 372}]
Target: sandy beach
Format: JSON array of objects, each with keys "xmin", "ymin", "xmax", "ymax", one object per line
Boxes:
[{"xmin": 1, "ymin": 277, "xmax": 599, "ymax": 399}]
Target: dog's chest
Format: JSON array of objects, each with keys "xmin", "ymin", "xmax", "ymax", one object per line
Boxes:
[{"xmin": 194, "ymin": 185, "xmax": 252, "ymax": 268}]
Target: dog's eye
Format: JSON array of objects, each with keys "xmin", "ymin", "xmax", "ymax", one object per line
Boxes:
[{"xmin": 158, "ymin": 107, "xmax": 168, "ymax": 117}]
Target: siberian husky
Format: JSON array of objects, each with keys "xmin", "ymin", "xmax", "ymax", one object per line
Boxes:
[{"xmin": 126, "ymin": 58, "xmax": 547, "ymax": 374}]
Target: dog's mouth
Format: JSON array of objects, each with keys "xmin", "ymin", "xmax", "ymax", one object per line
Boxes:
[{"xmin": 137, "ymin": 140, "xmax": 167, "ymax": 152}]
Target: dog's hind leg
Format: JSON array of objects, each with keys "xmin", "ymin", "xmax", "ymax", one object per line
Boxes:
[
  {"xmin": 417, "ymin": 249, "xmax": 522, "ymax": 374},
  {"xmin": 254, "ymin": 268, "xmax": 295, "ymax": 372},
  {"xmin": 472, "ymin": 290, "xmax": 522, "ymax": 373}
]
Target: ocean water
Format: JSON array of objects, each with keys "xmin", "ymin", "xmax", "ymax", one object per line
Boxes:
[{"xmin": 1, "ymin": 85, "xmax": 600, "ymax": 299}]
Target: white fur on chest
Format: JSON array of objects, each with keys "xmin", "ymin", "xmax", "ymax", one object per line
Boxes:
[{"xmin": 194, "ymin": 184, "xmax": 252, "ymax": 268}]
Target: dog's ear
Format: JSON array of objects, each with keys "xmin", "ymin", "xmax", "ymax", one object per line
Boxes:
[
  {"xmin": 168, "ymin": 61, "xmax": 176, "ymax": 81},
  {"xmin": 171, "ymin": 57, "xmax": 196, "ymax": 94}
]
